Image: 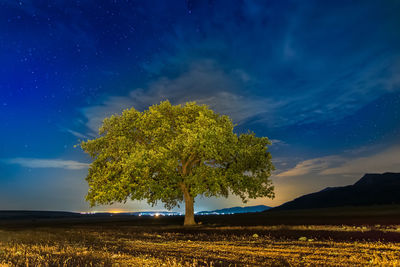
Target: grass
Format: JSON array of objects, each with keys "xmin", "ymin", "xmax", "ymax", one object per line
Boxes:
[{"xmin": 0, "ymin": 205, "xmax": 400, "ymax": 266}]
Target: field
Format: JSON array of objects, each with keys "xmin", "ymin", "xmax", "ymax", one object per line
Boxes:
[{"xmin": 0, "ymin": 206, "xmax": 400, "ymax": 266}]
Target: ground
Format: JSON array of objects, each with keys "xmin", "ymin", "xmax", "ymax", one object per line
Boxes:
[{"xmin": 0, "ymin": 206, "xmax": 400, "ymax": 266}]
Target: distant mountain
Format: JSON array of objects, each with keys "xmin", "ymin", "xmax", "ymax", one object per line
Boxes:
[
  {"xmin": 0, "ymin": 210, "xmax": 79, "ymax": 220},
  {"xmin": 197, "ymin": 205, "xmax": 271, "ymax": 215},
  {"xmin": 0, "ymin": 210, "xmax": 181, "ymax": 219},
  {"xmin": 272, "ymin": 172, "xmax": 400, "ymax": 211}
]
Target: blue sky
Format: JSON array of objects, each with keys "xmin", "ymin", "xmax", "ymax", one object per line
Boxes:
[{"xmin": 1, "ymin": 0, "xmax": 399, "ymax": 212}]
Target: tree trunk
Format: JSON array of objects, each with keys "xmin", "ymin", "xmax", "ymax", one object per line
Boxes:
[{"xmin": 181, "ymin": 183, "xmax": 196, "ymax": 226}]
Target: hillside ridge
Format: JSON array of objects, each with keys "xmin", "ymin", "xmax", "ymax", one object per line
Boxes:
[{"xmin": 272, "ymin": 172, "xmax": 400, "ymax": 211}]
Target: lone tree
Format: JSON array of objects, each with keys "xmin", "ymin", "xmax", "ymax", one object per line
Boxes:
[{"xmin": 80, "ymin": 101, "xmax": 274, "ymax": 225}]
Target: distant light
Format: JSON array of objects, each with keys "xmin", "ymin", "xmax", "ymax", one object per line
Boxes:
[
  {"xmin": 80, "ymin": 211, "xmax": 96, "ymax": 214},
  {"xmin": 109, "ymin": 210, "xmax": 124, "ymax": 214}
]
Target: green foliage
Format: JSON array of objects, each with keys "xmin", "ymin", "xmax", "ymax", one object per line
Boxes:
[{"xmin": 80, "ymin": 100, "xmax": 274, "ymax": 209}]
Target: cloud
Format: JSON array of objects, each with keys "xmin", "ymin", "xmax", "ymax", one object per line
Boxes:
[
  {"xmin": 65, "ymin": 129, "xmax": 88, "ymax": 139},
  {"xmin": 59, "ymin": 127, "xmax": 89, "ymax": 139},
  {"xmin": 67, "ymin": 1, "xmax": 400, "ymax": 137},
  {"xmin": 269, "ymin": 139, "xmax": 288, "ymax": 146},
  {"xmin": 276, "ymin": 146, "xmax": 400, "ymax": 178},
  {"xmin": 80, "ymin": 60, "xmax": 283, "ymax": 134},
  {"xmin": 2, "ymin": 158, "xmax": 89, "ymax": 170},
  {"xmin": 276, "ymin": 156, "xmax": 343, "ymax": 177},
  {"xmin": 321, "ymin": 146, "xmax": 400, "ymax": 175}
]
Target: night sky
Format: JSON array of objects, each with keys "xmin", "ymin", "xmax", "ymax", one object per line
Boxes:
[{"xmin": 1, "ymin": 0, "xmax": 400, "ymax": 212}]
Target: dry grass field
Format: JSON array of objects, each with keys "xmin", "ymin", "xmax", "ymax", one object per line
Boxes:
[{"xmin": 1, "ymin": 206, "xmax": 400, "ymax": 266}]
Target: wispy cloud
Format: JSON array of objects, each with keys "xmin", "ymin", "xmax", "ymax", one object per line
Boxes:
[
  {"xmin": 65, "ymin": 129, "xmax": 89, "ymax": 139},
  {"xmin": 276, "ymin": 156, "xmax": 343, "ymax": 177},
  {"xmin": 2, "ymin": 158, "xmax": 89, "ymax": 170},
  {"xmin": 59, "ymin": 127, "xmax": 90, "ymax": 139},
  {"xmin": 269, "ymin": 139, "xmax": 288, "ymax": 146},
  {"xmin": 276, "ymin": 146, "xmax": 400, "ymax": 178},
  {"xmin": 321, "ymin": 146, "xmax": 400, "ymax": 175},
  {"xmin": 80, "ymin": 60, "xmax": 283, "ymax": 134},
  {"xmin": 66, "ymin": 1, "xmax": 400, "ymax": 137}
]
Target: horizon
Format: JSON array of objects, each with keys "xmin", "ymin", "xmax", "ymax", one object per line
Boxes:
[
  {"xmin": 0, "ymin": 203, "xmax": 271, "ymax": 213},
  {"xmin": 1, "ymin": 171, "xmax": 397, "ymax": 213},
  {"xmin": 1, "ymin": 1, "xmax": 400, "ymax": 212}
]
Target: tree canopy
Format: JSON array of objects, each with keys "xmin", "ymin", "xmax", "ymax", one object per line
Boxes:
[{"xmin": 80, "ymin": 101, "xmax": 274, "ymax": 225}]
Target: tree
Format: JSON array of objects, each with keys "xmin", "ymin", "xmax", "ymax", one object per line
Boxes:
[{"xmin": 80, "ymin": 101, "xmax": 274, "ymax": 226}]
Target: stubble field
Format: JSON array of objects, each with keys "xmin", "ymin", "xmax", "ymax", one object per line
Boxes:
[{"xmin": 1, "ymin": 206, "xmax": 400, "ymax": 266}]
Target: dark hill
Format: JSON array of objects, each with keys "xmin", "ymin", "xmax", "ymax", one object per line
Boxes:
[
  {"xmin": 0, "ymin": 210, "xmax": 80, "ymax": 220},
  {"xmin": 272, "ymin": 172, "xmax": 400, "ymax": 211},
  {"xmin": 197, "ymin": 205, "xmax": 270, "ymax": 214}
]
